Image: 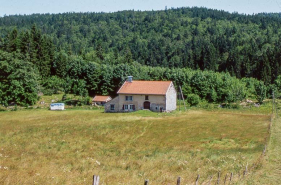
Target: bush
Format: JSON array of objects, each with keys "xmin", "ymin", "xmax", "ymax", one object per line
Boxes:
[
  {"xmin": 42, "ymin": 76, "xmax": 65, "ymax": 95},
  {"xmin": 187, "ymin": 94, "xmax": 200, "ymax": 106},
  {"xmin": 0, "ymin": 107, "xmax": 6, "ymax": 111},
  {"xmin": 11, "ymin": 104, "xmax": 18, "ymax": 111},
  {"xmin": 199, "ymin": 101, "xmax": 218, "ymax": 109},
  {"xmin": 41, "ymin": 88, "xmax": 53, "ymax": 96},
  {"xmin": 225, "ymin": 103, "xmax": 241, "ymax": 109}
]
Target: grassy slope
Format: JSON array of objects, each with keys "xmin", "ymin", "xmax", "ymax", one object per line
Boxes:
[
  {"xmin": 0, "ymin": 109, "xmax": 270, "ymax": 184},
  {"xmin": 245, "ymin": 109, "xmax": 281, "ymax": 184}
]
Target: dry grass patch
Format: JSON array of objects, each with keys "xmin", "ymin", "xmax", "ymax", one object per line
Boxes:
[{"xmin": 0, "ymin": 109, "xmax": 270, "ymax": 184}]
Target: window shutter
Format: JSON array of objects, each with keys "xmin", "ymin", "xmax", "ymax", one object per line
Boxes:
[{"xmin": 122, "ymin": 105, "xmax": 124, "ymax": 110}]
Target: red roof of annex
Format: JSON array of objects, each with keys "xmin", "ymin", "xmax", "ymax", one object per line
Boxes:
[
  {"xmin": 117, "ymin": 81, "xmax": 173, "ymax": 95},
  {"xmin": 93, "ymin": 95, "xmax": 111, "ymax": 102}
]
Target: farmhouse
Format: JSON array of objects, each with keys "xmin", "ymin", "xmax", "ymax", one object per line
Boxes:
[
  {"xmin": 105, "ymin": 76, "xmax": 177, "ymax": 112},
  {"xmin": 92, "ymin": 95, "xmax": 112, "ymax": 106}
]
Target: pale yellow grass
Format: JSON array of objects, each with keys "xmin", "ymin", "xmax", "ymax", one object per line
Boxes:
[
  {"xmin": 244, "ymin": 113, "xmax": 281, "ymax": 185},
  {"xmin": 0, "ymin": 109, "xmax": 270, "ymax": 184}
]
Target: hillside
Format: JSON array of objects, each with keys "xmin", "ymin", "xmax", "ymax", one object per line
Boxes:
[
  {"xmin": 0, "ymin": 7, "xmax": 281, "ymax": 83},
  {"xmin": 0, "ymin": 7, "xmax": 281, "ymax": 107}
]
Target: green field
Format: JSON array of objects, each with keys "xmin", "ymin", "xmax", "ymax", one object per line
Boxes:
[{"xmin": 0, "ymin": 108, "xmax": 270, "ymax": 184}]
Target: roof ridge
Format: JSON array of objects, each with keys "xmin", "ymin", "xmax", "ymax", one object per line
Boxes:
[
  {"xmin": 128, "ymin": 80, "xmax": 172, "ymax": 82},
  {"xmin": 117, "ymin": 80, "xmax": 173, "ymax": 95}
]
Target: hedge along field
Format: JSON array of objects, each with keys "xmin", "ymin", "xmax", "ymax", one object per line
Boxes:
[{"xmin": 0, "ymin": 109, "xmax": 270, "ymax": 184}]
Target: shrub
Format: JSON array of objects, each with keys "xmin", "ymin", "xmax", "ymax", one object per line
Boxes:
[
  {"xmin": 0, "ymin": 107, "xmax": 6, "ymax": 111},
  {"xmin": 225, "ymin": 103, "xmax": 241, "ymax": 109},
  {"xmin": 187, "ymin": 94, "xmax": 200, "ymax": 106}
]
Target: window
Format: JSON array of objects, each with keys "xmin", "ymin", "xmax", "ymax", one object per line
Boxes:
[
  {"xmin": 124, "ymin": 104, "xmax": 128, "ymax": 110},
  {"xmin": 129, "ymin": 104, "xmax": 135, "ymax": 110},
  {"xmin": 125, "ymin": 96, "xmax": 133, "ymax": 101},
  {"xmin": 145, "ymin": 95, "xmax": 149, "ymax": 100},
  {"xmin": 110, "ymin": 104, "xmax": 115, "ymax": 110},
  {"xmin": 123, "ymin": 104, "xmax": 135, "ymax": 111}
]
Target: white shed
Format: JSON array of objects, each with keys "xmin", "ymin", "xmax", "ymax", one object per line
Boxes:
[{"xmin": 50, "ymin": 103, "xmax": 65, "ymax": 110}]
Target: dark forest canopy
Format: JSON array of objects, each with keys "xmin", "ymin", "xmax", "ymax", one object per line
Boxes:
[
  {"xmin": 0, "ymin": 7, "xmax": 281, "ymax": 83},
  {"xmin": 0, "ymin": 7, "xmax": 281, "ymax": 106}
]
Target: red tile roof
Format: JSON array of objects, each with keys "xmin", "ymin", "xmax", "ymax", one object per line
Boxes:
[
  {"xmin": 117, "ymin": 81, "xmax": 172, "ymax": 95},
  {"xmin": 93, "ymin": 95, "xmax": 111, "ymax": 102}
]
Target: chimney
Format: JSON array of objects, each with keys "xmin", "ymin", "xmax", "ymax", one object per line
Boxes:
[{"xmin": 127, "ymin": 76, "xmax": 133, "ymax": 82}]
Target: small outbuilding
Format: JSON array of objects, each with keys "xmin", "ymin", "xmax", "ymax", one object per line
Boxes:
[
  {"xmin": 50, "ymin": 103, "xmax": 65, "ymax": 110},
  {"xmin": 105, "ymin": 76, "xmax": 177, "ymax": 112},
  {"xmin": 93, "ymin": 95, "xmax": 112, "ymax": 106}
]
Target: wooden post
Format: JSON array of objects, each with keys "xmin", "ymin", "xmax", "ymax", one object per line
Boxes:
[
  {"xmin": 243, "ymin": 166, "xmax": 247, "ymax": 178},
  {"xmin": 263, "ymin": 145, "xmax": 267, "ymax": 155},
  {"xmin": 217, "ymin": 172, "xmax": 220, "ymax": 185},
  {"xmin": 195, "ymin": 174, "xmax": 200, "ymax": 185},
  {"xmin": 177, "ymin": 177, "xmax": 181, "ymax": 185},
  {"xmin": 272, "ymin": 91, "xmax": 274, "ymax": 115},
  {"xmin": 93, "ymin": 175, "xmax": 100, "ymax": 185},
  {"xmin": 178, "ymin": 91, "xmax": 181, "ymax": 111},
  {"xmin": 274, "ymin": 91, "xmax": 278, "ymax": 118},
  {"xmin": 224, "ymin": 174, "xmax": 228, "ymax": 185},
  {"xmin": 179, "ymin": 86, "xmax": 186, "ymax": 111},
  {"xmin": 230, "ymin": 172, "xmax": 233, "ymax": 182},
  {"xmin": 144, "ymin": 179, "xmax": 149, "ymax": 185},
  {"xmin": 208, "ymin": 176, "xmax": 213, "ymax": 185},
  {"xmin": 238, "ymin": 172, "xmax": 240, "ymax": 179}
]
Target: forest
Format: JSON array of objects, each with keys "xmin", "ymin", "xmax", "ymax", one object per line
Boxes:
[{"xmin": 0, "ymin": 7, "xmax": 281, "ymax": 106}]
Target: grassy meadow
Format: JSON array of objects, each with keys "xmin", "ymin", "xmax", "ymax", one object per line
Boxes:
[
  {"xmin": 245, "ymin": 103, "xmax": 281, "ymax": 185},
  {"xmin": 0, "ymin": 108, "xmax": 271, "ymax": 184}
]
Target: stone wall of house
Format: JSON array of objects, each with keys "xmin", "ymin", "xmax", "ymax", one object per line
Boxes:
[
  {"xmin": 150, "ymin": 103, "xmax": 166, "ymax": 112},
  {"xmin": 118, "ymin": 94, "xmax": 166, "ymax": 112},
  {"xmin": 104, "ymin": 96, "xmax": 119, "ymax": 112},
  {"xmin": 165, "ymin": 82, "xmax": 177, "ymax": 111}
]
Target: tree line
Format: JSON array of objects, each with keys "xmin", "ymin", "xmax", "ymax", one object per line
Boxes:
[
  {"xmin": 0, "ymin": 27, "xmax": 278, "ymax": 107},
  {"xmin": 1, "ymin": 8, "xmax": 281, "ymax": 106},
  {"xmin": 1, "ymin": 7, "xmax": 281, "ymax": 84}
]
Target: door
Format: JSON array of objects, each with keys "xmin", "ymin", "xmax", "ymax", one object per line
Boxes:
[{"xmin": 143, "ymin": 101, "xmax": 150, "ymax": 109}]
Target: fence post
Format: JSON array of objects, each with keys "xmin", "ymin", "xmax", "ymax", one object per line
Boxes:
[
  {"xmin": 195, "ymin": 175, "xmax": 200, "ymax": 185},
  {"xmin": 177, "ymin": 177, "xmax": 181, "ymax": 185},
  {"xmin": 230, "ymin": 172, "xmax": 233, "ymax": 183},
  {"xmin": 144, "ymin": 179, "xmax": 149, "ymax": 185},
  {"xmin": 93, "ymin": 175, "xmax": 99, "ymax": 185},
  {"xmin": 208, "ymin": 176, "xmax": 213, "ymax": 185},
  {"xmin": 238, "ymin": 172, "xmax": 240, "ymax": 179},
  {"xmin": 224, "ymin": 174, "xmax": 228, "ymax": 185},
  {"xmin": 243, "ymin": 164, "xmax": 248, "ymax": 177},
  {"xmin": 271, "ymin": 91, "xmax": 274, "ymax": 115},
  {"xmin": 263, "ymin": 145, "xmax": 267, "ymax": 155},
  {"xmin": 217, "ymin": 172, "xmax": 220, "ymax": 185}
]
